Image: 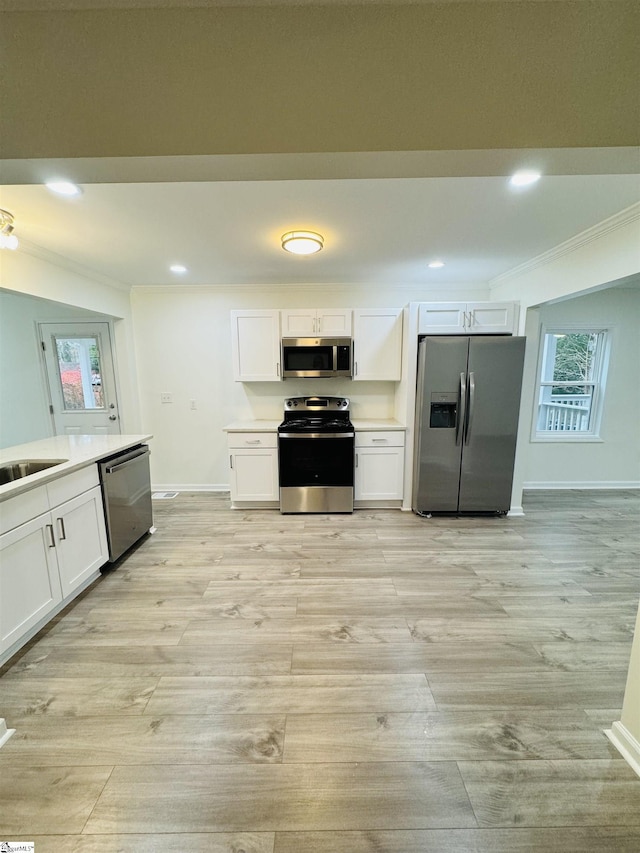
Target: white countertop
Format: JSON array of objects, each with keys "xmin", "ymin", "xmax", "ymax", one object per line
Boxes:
[
  {"xmin": 224, "ymin": 419, "xmax": 405, "ymax": 432},
  {"xmin": 0, "ymin": 434, "xmax": 153, "ymax": 501},
  {"xmin": 223, "ymin": 420, "xmax": 281, "ymax": 432},
  {"xmin": 352, "ymin": 419, "xmax": 406, "ymax": 430}
]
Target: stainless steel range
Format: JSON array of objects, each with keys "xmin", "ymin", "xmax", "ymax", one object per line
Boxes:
[{"xmin": 278, "ymin": 396, "xmax": 354, "ymax": 514}]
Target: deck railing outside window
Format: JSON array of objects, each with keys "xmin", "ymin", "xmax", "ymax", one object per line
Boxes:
[{"xmin": 537, "ymin": 394, "xmax": 592, "ymax": 431}]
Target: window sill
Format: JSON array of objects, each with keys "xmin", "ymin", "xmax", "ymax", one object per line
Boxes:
[{"xmin": 531, "ymin": 435, "xmax": 604, "ymax": 444}]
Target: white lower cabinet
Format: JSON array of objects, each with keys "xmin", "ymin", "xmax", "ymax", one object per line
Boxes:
[
  {"xmin": 354, "ymin": 431, "xmax": 405, "ymax": 503},
  {"xmin": 54, "ymin": 486, "xmax": 109, "ymax": 598},
  {"xmin": 0, "ymin": 513, "xmax": 62, "ymax": 654},
  {"xmin": 228, "ymin": 432, "xmax": 278, "ymax": 506},
  {"xmin": 0, "ymin": 468, "xmax": 109, "ymax": 661}
]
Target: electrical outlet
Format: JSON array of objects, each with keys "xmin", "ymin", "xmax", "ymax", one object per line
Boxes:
[
  {"xmin": 190, "ymin": 399, "xmax": 197, "ymax": 410},
  {"xmin": 161, "ymin": 392, "xmax": 173, "ymax": 403}
]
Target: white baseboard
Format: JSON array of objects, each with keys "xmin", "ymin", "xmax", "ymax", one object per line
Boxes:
[
  {"xmin": 0, "ymin": 718, "xmax": 16, "ymax": 749},
  {"xmin": 152, "ymin": 484, "xmax": 229, "ymax": 493},
  {"xmin": 605, "ymin": 721, "xmax": 640, "ymax": 779},
  {"xmin": 508, "ymin": 506, "xmax": 524, "ymax": 517},
  {"xmin": 523, "ymin": 481, "xmax": 640, "ymax": 490}
]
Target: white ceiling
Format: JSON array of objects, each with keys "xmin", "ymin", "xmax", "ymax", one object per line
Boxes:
[{"xmin": 1, "ymin": 151, "xmax": 639, "ymax": 289}]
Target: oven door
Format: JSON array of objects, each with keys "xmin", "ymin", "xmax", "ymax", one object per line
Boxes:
[{"xmin": 278, "ymin": 433, "xmax": 354, "ymax": 513}]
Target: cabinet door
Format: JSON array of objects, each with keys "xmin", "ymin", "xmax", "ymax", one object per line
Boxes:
[
  {"xmin": 418, "ymin": 303, "xmax": 467, "ymax": 334},
  {"xmin": 231, "ymin": 310, "xmax": 281, "ymax": 381},
  {"xmin": 466, "ymin": 302, "xmax": 517, "ymax": 334},
  {"xmin": 316, "ymin": 309, "xmax": 352, "ymax": 336},
  {"xmin": 0, "ymin": 514, "xmax": 62, "ymax": 654},
  {"xmin": 281, "ymin": 309, "xmax": 317, "ymax": 337},
  {"xmin": 230, "ymin": 449, "xmax": 279, "ymax": 502},
  {"xmin": 353, "ymin": 309, "xmax": 403, "ymax": 381},
  {"xmin": 54, "ymin": 486, "xmax": 108, "ymax": 598},
  {"xmin": 355, "ymin": 447, "xmax": 404, "ymax": 501}
]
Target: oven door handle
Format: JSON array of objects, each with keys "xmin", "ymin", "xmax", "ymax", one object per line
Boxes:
[{"xmin": 278, "ymin": 432, "xmax": 355, "ymax": 439}]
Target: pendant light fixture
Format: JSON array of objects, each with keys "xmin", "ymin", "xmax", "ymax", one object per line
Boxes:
[{"xmin": 281, "ymin": 230, "xmax": 324, "ymax": 255}]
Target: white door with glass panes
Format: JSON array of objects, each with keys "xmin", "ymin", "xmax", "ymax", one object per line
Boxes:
[{"xmin": 39, "ymin": 323, "xmax": 121, "ymax": 435}]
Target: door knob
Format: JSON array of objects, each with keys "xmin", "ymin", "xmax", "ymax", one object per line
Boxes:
[{"xmin": 108, "ymin": 414, "xmax": 117, "ymax": 421}]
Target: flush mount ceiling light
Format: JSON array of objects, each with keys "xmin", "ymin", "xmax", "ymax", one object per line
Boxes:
[
  {"xmin": 281, "ymin": 230, "xmax": 324, "ymax": 255},
  {"xmin": 170, "ymin": 264, "xmax": 188, "ymax": 274},
  {"xmin": 509, "ymin": 170, "xmax": 541, "ymax": 188},
  {"xmin": 0, "ymin": 209, "xmax": 19, "ymax": 250},
  {"xmin": 45, "ymin": 180, "xmax": 82, "ymax": 197},
  {"xmin": 428, "ymin": 260, "xmax": 445, "ymax": 269}
]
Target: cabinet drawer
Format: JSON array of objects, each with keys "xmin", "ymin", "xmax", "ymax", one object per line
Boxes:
[
  {"xmin": 355, "ymin": 431, "xmax": 405, "ymax": 448},
  {"xmin": 227, "ymin": 432, "xmax": 277, "ymax": 449},
  {"xmin": 46, "ymin": 465, "xmax": 100, "ymax": 508},
  {"xmin": 0, "ymin": 486, "xmax": 49, "ymax": 535}
]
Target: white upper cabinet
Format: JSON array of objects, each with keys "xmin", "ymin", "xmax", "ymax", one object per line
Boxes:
[
  {"xmin": 231, "ymin": 310, "xmax": 281, "ymax": 382},
  {"xmin": 352, "ymin": 309, "xmax": 403, "ymax": 381},
  {"xmin": 281, "ymin": 309, "xmax": 352, "ymax": 337},
  {"xmin": 418, "ymin": 302, "xmax": 518, "ymax": 335}
]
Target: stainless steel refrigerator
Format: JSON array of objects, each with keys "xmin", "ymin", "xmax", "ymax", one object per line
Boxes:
[{"xmin": 413, "ymin": 335, "xmax": 526, "ymax": 514}]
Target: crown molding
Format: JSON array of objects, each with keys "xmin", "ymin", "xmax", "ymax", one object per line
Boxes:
[
  {"xmin": 490, "ymin": 202, "xmax": 640, "ymax": 286},
  {"xmin": 13, "ymin": 238, "xmax": 132, "ymax": 292},
  {"xmin": 129, "ymin": 280, "xmax": 485, "ymax": 295}
]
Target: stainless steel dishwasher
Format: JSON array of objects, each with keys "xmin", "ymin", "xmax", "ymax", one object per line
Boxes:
[{"xmin": 98, "ymin": 444, "xmax": 153, "ymax": 562}]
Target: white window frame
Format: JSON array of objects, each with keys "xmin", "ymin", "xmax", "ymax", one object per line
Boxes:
[{"xmin": 531, "ymin": 324, "xmax": 611, "ymax": 442}]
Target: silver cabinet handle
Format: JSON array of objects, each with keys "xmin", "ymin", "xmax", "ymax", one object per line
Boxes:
[
  {"xmin": 276, "ymin": 362, "xmax": 280, "ymax": 377},
  {"xmin": 46, "ymin": 524, "xmax": 55, "ymax": 548},
  {"xmin": 355, "ymin": 453, "xmax": 358, "ymax": 468},
  {"xmin": 354, "ymin": 362, "xmax": 358, "ymax": 376},
  {"xmin": 229, "ymin": 455, "xmax": 233, "ymax": 469},
  {"xmin": 372, "ymin": 438, "xmax": 387, "ymax": 443},
  {"xmin": 245, "ymin": 439, "xmax": 261, "ymax": 445},
  {"xmin": 57, "ymin": 517, "xmax": 66, "ymax": 540}
]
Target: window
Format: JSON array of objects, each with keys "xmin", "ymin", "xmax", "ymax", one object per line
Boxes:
[
  {"xmin": 54, "ymin": 335, "xmax": 105, "ymax": 411},
  {"xmin": 534, "ymin": 329, "xmax": 609, "ymax": 439}
]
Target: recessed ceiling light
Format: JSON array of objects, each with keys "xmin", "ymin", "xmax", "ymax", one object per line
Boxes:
[
  {"xmin": 46, "ymin": 181, "xmax": 82, "ymax": 197},
  {"xmin": 428, "ymin": 260, "xmax": 445, "ymax": 269},
  {"xmin": 170, "ymin": 264, "xmax": 188, "ymax": 274},
  {"xmin": 509, "ymin": 170, "xmax": 541, "ymax": 188},
  {"xmin": 281, "ymin": 231, "xmax": 324, "ymax": 255}
]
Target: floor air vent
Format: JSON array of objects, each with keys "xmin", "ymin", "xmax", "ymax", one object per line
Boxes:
[{"xmin": 152, "ymin": 491, "xmax": 179, "ymax": 499}]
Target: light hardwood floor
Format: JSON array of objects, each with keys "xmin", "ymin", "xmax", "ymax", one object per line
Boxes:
[{"xmin": 1, "ymin": 490, "xmax": 639, "ymax": 852}]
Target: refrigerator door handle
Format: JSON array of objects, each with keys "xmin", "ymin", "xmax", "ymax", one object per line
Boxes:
[
  {"xmin": 456, "ymin": 371, "xmax": 467, "ymax": 445},
  {"xmin": 465, "ymin": 371, "xmax": 476, "ymax": 443}
]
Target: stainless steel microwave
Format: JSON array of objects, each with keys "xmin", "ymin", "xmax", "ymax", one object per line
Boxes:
[{"xmin": 281, "ymin": 337, "xmax": 353, "ymax": 379}]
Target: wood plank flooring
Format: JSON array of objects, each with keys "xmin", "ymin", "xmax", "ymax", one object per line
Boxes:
[{"xmin": 1, "ymin": 489, "xmax": 639, "ymax": 852}]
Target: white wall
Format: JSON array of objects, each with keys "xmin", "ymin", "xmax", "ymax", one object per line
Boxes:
[
  {"xmin": 609, "ymin": 602, "xmax": 640, "ymax": 777},
  {"xmin": 131, "ymin": 282, "xmax": 488, "ymax": 488},
  {"xmin": 0, "ymin": 290, "xmax": 111, "ymax": 448},
  {"xmin": 490, "ymin": 205, "xmax": 640, "ymax": 313},
  {"xmin": 519, "ymin": 288, "xmax": 640, "ymax": 488},
  {"xmin": 0, "ymin": 250, "xmax": 142, "ymax": 441}
]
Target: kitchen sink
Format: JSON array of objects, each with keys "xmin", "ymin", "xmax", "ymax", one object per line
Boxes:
[{"xmin": 0, "ymin": 459, "xmax": 68, "ymax": 485}]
